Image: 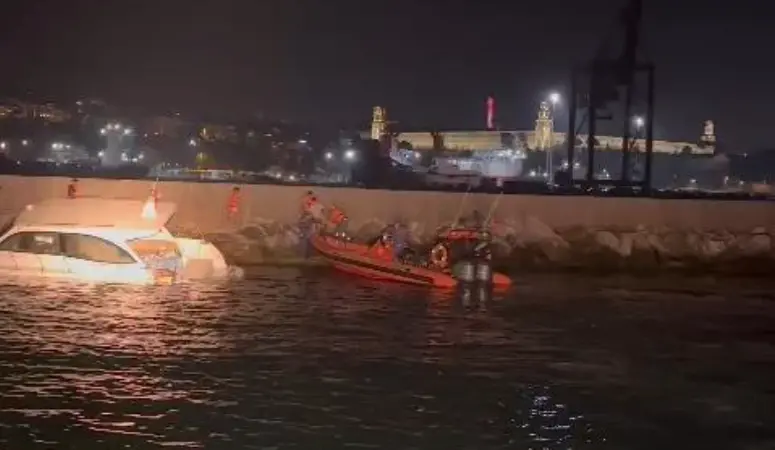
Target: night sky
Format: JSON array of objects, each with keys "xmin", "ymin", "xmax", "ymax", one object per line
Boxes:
[{"xmin": 1, "ymin": 0, "xmax": 773, "ymax": 151}]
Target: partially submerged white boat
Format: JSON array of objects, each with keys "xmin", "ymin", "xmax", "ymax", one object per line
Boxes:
[{"xmin": 0, "ymin": 198, "xmax": 242, "ymax": 285}]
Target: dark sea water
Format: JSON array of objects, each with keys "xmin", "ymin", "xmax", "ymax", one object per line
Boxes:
[{"xmin": 1, "ymin": 269, "xmax": 774, "ymax": 449}]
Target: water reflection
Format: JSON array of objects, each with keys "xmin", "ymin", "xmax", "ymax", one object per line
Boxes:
[{"xmin": 0, "ymin": 271, "xmax": 774, "ymax": 448}]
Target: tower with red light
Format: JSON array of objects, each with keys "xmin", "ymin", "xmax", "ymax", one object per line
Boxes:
[{"xmin": 486, "ymin": 96, "xmax": 495, "ymax": 130}]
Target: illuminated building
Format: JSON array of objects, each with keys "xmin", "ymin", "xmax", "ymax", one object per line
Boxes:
[
  {"xmin": 0, "ymin": 100, "xmax": 70, "ymax": 123},
  {"xmin": 100, "ymin": 123, "xmax": 134, "ymax": 167},
  {"xmin": 373, "ymin": 103, "xmax": 715, "ymax": 156},
  {"xmin": 0, "ymin": 105, "xmax": 13, "ymax": 119},
  {"xmin": 199, "ymin": 124, "xmax": 239, "ymax": 144},
  {"xmin": 144, "ymin": 116, "xmax": 190, "ymax": 138},
  {"xmin": 41, "ymin": 142, "xmax": 89, "ymax": 164},
  {"xmin": 371, "ymin": 106, "xmax": 387, "ymax": 140},
  {"xmin": 37, "ymin": 103, "xmax": 71, "ymax": 123},
  {"xmin": 367, "ymin": 104, "xmax": 722, "ymax": 187},
  {"xmin": 534, "ymin": 101, "xmax": 553, "ymax": 150}
]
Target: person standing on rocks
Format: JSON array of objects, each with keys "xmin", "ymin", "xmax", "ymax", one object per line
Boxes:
[
  {"xmin": 67, "ymin": 178, "xmax": 78, "ymax": 199},
  {"xmin": 227, "ymin": 186, "xmax": 241, "ymax": 221}
]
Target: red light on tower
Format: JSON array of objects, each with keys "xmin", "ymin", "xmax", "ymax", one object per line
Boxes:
[{"xmin": 486, "ymin": 96, "xmax": 495, "ymax": 130}]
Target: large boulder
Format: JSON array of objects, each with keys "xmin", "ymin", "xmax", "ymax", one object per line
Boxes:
[{"xmin": 498, "ymin": 215, "xmax": 570, "ymax": 267}]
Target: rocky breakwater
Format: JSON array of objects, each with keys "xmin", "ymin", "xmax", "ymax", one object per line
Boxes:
[{"xmin": 181, "ymin": 215, "xmax": 775, "ymax": 275}]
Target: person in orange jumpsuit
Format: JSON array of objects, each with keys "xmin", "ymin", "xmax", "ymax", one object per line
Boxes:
[
  {"xmin": 67, "ymin": 178, "xmax": 78, "ymax": 199},
  {"xmin": 301, "ymin": 190, "xmax": 317, "ymax": 217},
  {"xmin": 227, "ymin": 186, "xmax": 240, "ymax": 220}
]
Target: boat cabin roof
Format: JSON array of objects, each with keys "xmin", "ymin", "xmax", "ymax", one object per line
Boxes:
[{"xmin": 14, "ymin": 198, "xmax": 177, "ymax": 230}]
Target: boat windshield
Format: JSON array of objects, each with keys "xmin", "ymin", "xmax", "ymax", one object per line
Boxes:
[
  {"xmin": 127, "ymin": 238, "xmax": 181, "ymax": 264},
  {"xmin": 0, "ymin": 217, "xmax": 14, "ymax": 238}
]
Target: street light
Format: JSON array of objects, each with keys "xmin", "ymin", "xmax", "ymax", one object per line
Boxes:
[
  {"xmin": 546, "ymin": 92, "xmax": 561, "ymax": 184},
  {"xmin": 324, "ymin": 152, "xmax": 334, "ymax": 160},
  {"xmin": 344, "ymin": 149, "xmax": 356, "ymax": 161},
  {"xmin": 631, "ymin": 116, "xmax": 645, "ymax": 153}
]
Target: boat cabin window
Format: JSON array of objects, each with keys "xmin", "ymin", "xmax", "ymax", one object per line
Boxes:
[
  {"xmin": 0, "ymin": 232, "xmax": 61, "ymax": 255},
  {"xmin": 61, "ymin": 234, "xmax": 136, "ymax": 264}
]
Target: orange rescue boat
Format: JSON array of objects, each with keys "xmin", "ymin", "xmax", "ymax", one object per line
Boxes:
[{"xmin": 311, "ymin": 234, "xmax": 511, "ymax": 289}]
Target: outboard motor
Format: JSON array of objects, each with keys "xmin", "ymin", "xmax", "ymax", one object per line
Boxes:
[
  {"xmin": 475, "ymin": 261, "xmax": 493, "ymax": 284},
  {"xmin": 473, "ymin": 230, "xmax": 494, "ymax": 284},
  {"xmin": 455, "ymin": 260, "xmax": 476, "ymax": 283}
]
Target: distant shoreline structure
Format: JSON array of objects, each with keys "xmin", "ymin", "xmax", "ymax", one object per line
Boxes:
[
  {"xmin": 380, "ymin": 129, "xmax": 713, "ymax": 156},
  {"xmin": 365, "ymin": 105, "xmax": 717, "ymax": 156}
]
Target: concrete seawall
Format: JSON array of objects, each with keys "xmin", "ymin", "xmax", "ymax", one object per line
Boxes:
[{"xmin": 1, "ymin": 175, "xmax": 774, "ymax": 274}]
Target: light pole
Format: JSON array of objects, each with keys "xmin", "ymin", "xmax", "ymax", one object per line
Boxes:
[
  {"xmin": 343, "ymin": 149, "xmax": 357, "ymax": 183},
  {"xmin": 629, "ymin": 116, "xmax": 645, "ymax": 179},
  {"xmin": 632, "ymin": 115, "xmax": 644, "ymax": 150},
  {"xmin": 547, "ymin": 92, "xmax": 560, "ymax": 184},
  {"xmin": 99, "ymin": 123, "xmax": 133, "ymax": 167}
]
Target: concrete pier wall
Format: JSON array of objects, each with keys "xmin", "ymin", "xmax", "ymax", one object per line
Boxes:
[{"xmin": 1, "ymin": 175, "xmax": 774, "ymax": 273}]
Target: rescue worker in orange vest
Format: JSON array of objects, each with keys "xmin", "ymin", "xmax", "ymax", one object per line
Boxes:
[
  {"xmin": 67, "ymin": 178, "xmax": 78, "ymax": 199},
  {"xmin": 227, "ymin": 186, "xmax": 240, "ymax": 219},
  {"xmin": 299, "ymin": 190, "xmax": 323, "ymax": 258},
  {"xmin": 369, "ymin": 225, "xmax": 395, "ymax": 261},
  {"xmin": 327, "ymin": 205, "xmax": 347, "ymax": 235},
  {"xmin": 301, "ymin": 190, "xmax": 317, "ymax": 217}
]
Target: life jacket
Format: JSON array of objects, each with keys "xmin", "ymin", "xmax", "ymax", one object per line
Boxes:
[
  {"xmin": 228, "ymin": 190, "xmax": 240, "ymax": 213},
  {"xmin": 302, "ymin": 194, "xmax": 317, "ymax": 213},
  {"xmin": 329, "ymin": 207, "xmax": 345, "ymax": 225},
  {"xmin": 374, "ymin": 241, "xmax": 392, "ymax": 260}
]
